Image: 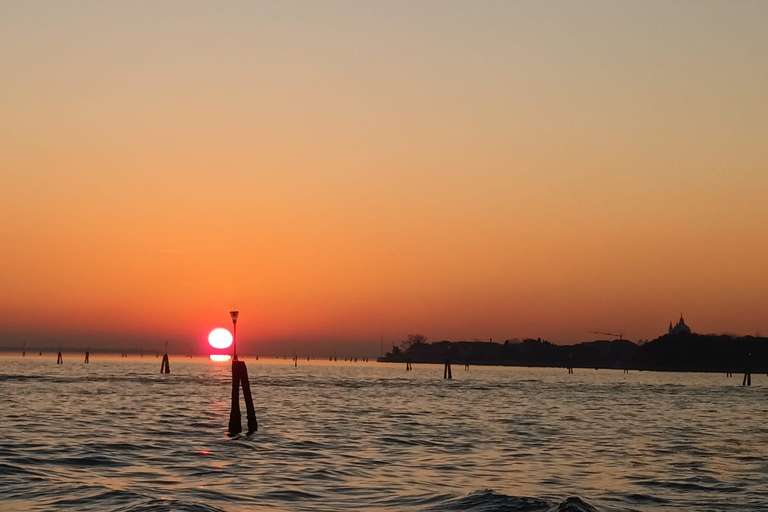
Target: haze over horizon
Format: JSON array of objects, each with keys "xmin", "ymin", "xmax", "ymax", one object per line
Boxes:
[{"xmin": 2, "ymin": 1, "xmax": 767, "ymax": 357}]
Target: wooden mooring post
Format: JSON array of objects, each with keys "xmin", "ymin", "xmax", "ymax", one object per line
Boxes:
[
  {"xmin": 742, "ymin": 352, "xmax": 752, "ymax": 387},
  {"xmin": 227, "ymin": 311, "xmax": 258, "ymax": 436},
  {"xmin": 57, "ymin": 345, "xmax": 63, "ymax": 364},
  {"xmin": 406, "ymin": 358, "xmax": 412, "ymax": 371},
  {"xmin": 160, "ymin": 341, "xmax": 170, "ymax": 374},
  {"xmin": 443, "ymin": 358, "xmax": 452, "ymax": 379},
  {"xmin": 84, "ymin": 351, "xmax": 90, "ymax": 363}
]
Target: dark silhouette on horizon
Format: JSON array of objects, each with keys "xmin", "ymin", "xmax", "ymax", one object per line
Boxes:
[{"xmin": 379, "ymin": 326, "xmax": 768, "ymax": 374}]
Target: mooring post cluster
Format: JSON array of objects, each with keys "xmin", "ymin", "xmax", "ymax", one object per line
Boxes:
[
  {"xmin": 743, "ymin": 351, "xmax": 752, "ymax": 387},
  {"xmin": 160, "ymin": 341, "xmax": 170, "ymax": 374},
  {"xmin": 228, "ymin": 310, "xmax": 258, "ymax": 436}
]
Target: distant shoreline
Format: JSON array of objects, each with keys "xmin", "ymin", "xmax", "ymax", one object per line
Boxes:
[{"xmin": 378, "ymin": 333, "xmax": 768, "ymax": 374}]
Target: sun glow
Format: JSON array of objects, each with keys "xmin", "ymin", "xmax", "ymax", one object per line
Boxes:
[
  {"xmin": 209, "ymin": 354, "xmax": 232, "ymax": 362},
  {"xmin": 208, "ymin": 328, "xmax": 233, "ymax": 349}
]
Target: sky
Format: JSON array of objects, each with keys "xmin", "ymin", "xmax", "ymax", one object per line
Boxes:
[{"xmin": 1, "ymin": 1, "xmax": 767, "ymax": 357}]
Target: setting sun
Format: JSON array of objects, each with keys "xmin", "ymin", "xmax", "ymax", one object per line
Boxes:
[{"xmin": 208, "ymin": 328, "xmax": 233, "ymax": 350}]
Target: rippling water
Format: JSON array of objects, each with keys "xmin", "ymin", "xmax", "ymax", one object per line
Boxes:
[{"xmin": 1, "ymin": 355, "xmax": 767, "ymax": 511}]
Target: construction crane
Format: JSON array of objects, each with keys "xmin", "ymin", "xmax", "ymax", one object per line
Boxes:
[{"xmin": 588, "ymin": 331, "xmax": 624, "ymax": 340}]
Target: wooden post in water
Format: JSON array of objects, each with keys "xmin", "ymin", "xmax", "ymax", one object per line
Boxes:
[
  {"xmin": 84, "ymin": 351, "xmax": 89, "ymax": 363},
  {"xmin": 228, "ymin": 311, "xmax": 258, "ymax": 436},
  {"xmin": 406, "ymin": 358, "xmax": 412, "ymax": 371},
  {"xmin": 743, "ymin": 352, "xmax": 752, "ymax": 386},
  {"xmin": 444, "ymin": 358, "xmax": 452, "ymax": 379},
  {"xmin": 160, "ymin": 341, "xmax": 170, "ymax": 374},
  {"xmin": 57, "ymin": 344, "xmax": 63, "ymax": 364},
  {"xmin": 22, "ymin": 342, "xmax": 25, "ymax": 357}
]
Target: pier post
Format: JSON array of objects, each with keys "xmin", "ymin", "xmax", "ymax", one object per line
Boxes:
[
  {"xmin": 406, "ymin": 358, "xmax": 412, "ymax": 371},
  {"xmin": 444, "ymin": 358, "xmax": 452, "ymax": 380},
  {"xmin": 84, "ymin": 351, "xmax": 89, "ymax": 363},
  {"xmin": 160, "ymin": 341, "xmax": 170, "ymax": 374},
  {"xmin": 228, "ymin": 362, "xmax": 242, "ymax": 436},
  {"xmin": 57, "ymin": 352, "xmax": 63, "ymax": 364},
  {"xmin": 227, "ymin": 311, "xmax": 258, "ymax": 436},
  {"xmin": 743, "ymin": 352, "xmax": 752, "ymax": 387}
]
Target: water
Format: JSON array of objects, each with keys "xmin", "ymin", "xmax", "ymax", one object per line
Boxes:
[{"xmin": 1, "ymin": 355, "xmax": 767, "ymax": 511}]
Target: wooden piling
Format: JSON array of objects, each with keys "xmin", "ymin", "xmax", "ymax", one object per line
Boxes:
[
  {"xmin": 160, "ymin": 342, "xmax": 170, "ymax": 373},
  {"xmin": 57, "ymin": 352, "xmax": 63, "ymax": 364},
  {"xmin": 238, "ymin": 361, "xmax": 258, "ymax": 435},
  {"xmin": 228, "ymin": 361, "xmax": 242, "ymax": 436},
  {"xmin": 84, "ymin": 351, "xmax": 89, "ymax": 363},
  {"xmin": 228, "ymin": 360, "xmax": 258, "ymax": 436},
  {"xmin": 444, "ymin": 358, "xmax": 452, "ymax": 379},
  {"xmin": 743, "ymin": 352, "xmax": 752, "ymax": 386}
]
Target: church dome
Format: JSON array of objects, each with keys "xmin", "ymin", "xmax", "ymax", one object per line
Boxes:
[{"xmin": 669, "ymin": 315, "xmax": 691, "ymax": 335}]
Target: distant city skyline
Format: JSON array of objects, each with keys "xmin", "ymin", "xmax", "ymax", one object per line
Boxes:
[{"xmin": 1, "ymin": 1, "xmax": 767, "ymax": 355}]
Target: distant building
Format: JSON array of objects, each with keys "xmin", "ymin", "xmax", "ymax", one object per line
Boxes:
[{"xmin": 668, "ymin": 314, "xmax": 692, "ymax": 335}]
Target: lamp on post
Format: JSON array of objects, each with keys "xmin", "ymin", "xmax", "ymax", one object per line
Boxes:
[{"xmin": 230, "ymin": 310, "xmax": 239, "ymax": 361}]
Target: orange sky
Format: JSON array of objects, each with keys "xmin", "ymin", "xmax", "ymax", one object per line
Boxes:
[{"xmin": 1, "ymin": 2, "xmax": 767, "ymax": 356}]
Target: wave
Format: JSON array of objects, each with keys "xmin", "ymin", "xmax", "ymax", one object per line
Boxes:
[{"xmin": 429, "ymin": 490, "xmax": 598, "ymax": 512}]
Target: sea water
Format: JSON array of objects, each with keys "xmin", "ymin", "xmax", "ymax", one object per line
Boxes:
[{"xmin": 1, "ymin": 355, "xmax": 767, "ymax": 511}]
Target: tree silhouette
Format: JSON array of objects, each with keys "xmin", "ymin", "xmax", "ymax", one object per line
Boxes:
[{"xmin": 401, "ymin": 334, "xmax": 427, "ymax": 352}]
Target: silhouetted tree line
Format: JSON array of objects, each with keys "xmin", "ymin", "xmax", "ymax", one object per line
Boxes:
[{"xmin": 378, "ymin": 332, "xmax": 768, "ymax": 373}]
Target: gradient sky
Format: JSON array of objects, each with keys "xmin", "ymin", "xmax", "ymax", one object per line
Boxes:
[{"xmin": 1, "ymin": 1, "xmax": 767, "ymax": 356}]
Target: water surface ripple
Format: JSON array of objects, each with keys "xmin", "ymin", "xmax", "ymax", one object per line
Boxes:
[{"xmin": 1, "ymin": 356, "xmax": 766, "ymax": 511}]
